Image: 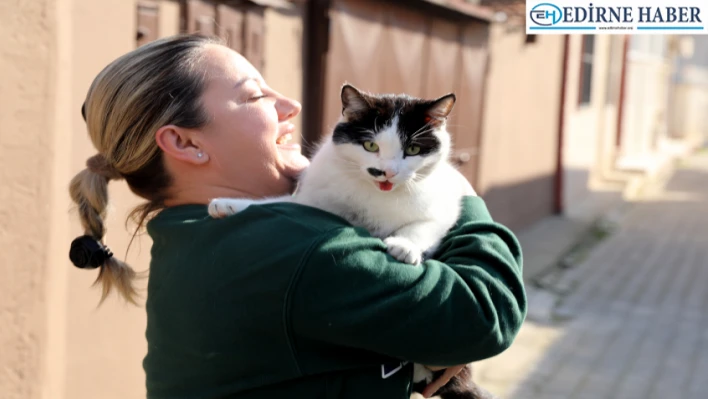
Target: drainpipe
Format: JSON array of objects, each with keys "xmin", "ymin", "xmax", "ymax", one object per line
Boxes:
[
  {"xmin": 615, "ymin": 35, "xmax": 630, "ymax": 151},
  {"xmin": 554, "ymin": 34, "xmax": 570, "ymax": 215}
]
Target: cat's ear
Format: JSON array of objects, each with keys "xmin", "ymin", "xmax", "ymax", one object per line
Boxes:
[
  {"xmin": 425, "ymin": 94, "xmax": 456, "ymax": 122},
  {"xmin": 341, "ymin": 84, "xmax": 371, "ymax": 120}
]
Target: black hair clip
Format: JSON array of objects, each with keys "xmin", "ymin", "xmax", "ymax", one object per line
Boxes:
[{"xmin": 69, "ymin": 235, "xmax": 113, "ymax": 269}]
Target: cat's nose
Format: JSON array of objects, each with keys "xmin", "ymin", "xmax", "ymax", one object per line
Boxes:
[{"xmin": 384, "ymin": 169, "xmax": 398, "ymax": 179}]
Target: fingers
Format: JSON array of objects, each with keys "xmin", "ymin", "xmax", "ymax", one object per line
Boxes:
[{"xmin": 421, "ymin": 364, "xmax": 467, "ymax": 398}]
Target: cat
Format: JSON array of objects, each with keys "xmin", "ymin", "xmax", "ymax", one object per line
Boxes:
[{"xmin": 208, "ymin": 84, "xmax": 490, "ymax": 399}]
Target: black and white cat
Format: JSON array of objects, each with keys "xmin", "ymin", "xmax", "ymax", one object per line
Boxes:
[{"xmin": 209, "ymin": 85, "xmax": 490, "ymax": 399}]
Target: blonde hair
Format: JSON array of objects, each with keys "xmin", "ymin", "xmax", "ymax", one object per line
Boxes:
[{"xmin": 69, "ymin": 34, "xmax": 222, "ymax": 305}]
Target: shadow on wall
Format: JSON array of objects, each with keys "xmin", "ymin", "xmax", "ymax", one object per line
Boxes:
[
  {"xmin": 482, "ymin": 172, "xmax": 556, "ymax": 232},
  {"xmin": 481, "ymin": 166, "xmax": 623, "ymax": 232}
]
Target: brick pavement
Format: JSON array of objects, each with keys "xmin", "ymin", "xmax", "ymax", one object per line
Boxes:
[{"xmin": 473, "ymin": 151, "xmax": 708, "ymax": 399}]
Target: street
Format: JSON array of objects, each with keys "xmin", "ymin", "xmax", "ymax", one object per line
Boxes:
[{"xmin": 474, "ymin": 151, "xmax": 708, "ymax": 399}]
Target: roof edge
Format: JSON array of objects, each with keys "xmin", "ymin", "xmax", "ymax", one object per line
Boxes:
[{"xmin": 417, "ymin": 0, "xmax": 496, "ymax": 22}]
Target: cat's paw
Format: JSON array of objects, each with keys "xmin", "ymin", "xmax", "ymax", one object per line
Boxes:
[
  {"xmin": 208, "ymin": 198, "xmax": 253, "ymax": 219},
  {"xmin": 384, "ymin": 236, "xmax": 423, "ymax": 265}
]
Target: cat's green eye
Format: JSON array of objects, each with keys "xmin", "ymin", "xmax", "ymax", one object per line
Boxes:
[
  {"xmin": 363, "ymin": 141, "xmax": 379, "ymax": 152},
  {"xmin": 405, "ymin": 145, "xmax": 421, "ymax": 156}
]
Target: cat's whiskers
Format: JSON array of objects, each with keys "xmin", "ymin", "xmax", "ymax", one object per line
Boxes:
[
  {"xmin": 409, "ymin": 122, "xmax": 434, "ymax": 139},
  {"xmin": 338, "ymin": 157, "xmax": 373, "ymax": 183},
  {"xmin": 410, "ymin": 128, "xmax": 435, "ymax": 141}
]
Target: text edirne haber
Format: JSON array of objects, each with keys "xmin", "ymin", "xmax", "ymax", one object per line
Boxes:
[{"xmin": 560, "ymin": 5, "xmax": 702, "ymax": 24}]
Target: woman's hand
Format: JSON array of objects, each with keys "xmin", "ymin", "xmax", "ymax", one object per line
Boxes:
[{"xmin": 421, "ymin": 364, "xmax": 467, "ymax": 398}]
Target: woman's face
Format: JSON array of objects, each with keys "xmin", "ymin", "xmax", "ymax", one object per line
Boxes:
[{"xmin": 194, "ymin": 44, "xmax": 309, "ymax": 198}]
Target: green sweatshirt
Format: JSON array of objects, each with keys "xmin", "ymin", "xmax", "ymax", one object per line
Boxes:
[{"xmin": 143, "ymin": 196, "xmax": 526, "ymax": 399}]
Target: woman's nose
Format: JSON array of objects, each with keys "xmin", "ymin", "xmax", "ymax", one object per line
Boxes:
[{"xmin": 276, "ymin": 97, "xmax": 301, "ymax": 122}]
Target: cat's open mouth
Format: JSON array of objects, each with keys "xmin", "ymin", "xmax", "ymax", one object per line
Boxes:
[{"xmin": 378, "ymin": 181, "xmax": 394, "ymax": 191}]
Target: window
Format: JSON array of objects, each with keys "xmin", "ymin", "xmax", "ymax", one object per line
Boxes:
[
  {"xmin": 578, "ymin": 35, "xmax": 595, "ymax": 105},
  {"xmin": 630, "ymin": 35, "xmax": 666, "ymax": 55}
]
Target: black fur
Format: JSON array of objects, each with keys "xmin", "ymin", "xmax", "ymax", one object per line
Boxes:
[
  {"xmin": 331, "ymin": 86, "xmax": 494, "ymax": 399},
  {"xmin": 332, "ymin": 85, "xmax": 455, "ymax": 157},
  {"xmin": 367, "ymin": 167, "xmax": 385, "ymax": 177}
]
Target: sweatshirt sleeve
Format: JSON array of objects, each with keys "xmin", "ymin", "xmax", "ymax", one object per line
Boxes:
[{"xmin": 288, "ymin": 196, "xmax": 527, "ymax": 366}]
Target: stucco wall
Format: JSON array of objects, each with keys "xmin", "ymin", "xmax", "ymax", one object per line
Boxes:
[
  {"xmin": 561, "ymin": 35, "xmax": 619, "ymax": 217},
  {"xmin": 0, "ymin": 1, "xmax": 56, "ymax": 398},
  {"xmin": 669, "ymin": 37, "xmax": 708, "ymax": 145},
  {"xmin": 63, "ymin": 2, "xmax": 149, "ymax": 399},
  {"xmin": 263, "ymin": 4, "xmax": 305, "ymax": 142},
  {"xmin": 478, "ymin": 23, "xmax": 563, "ymax": 229},
  {"xmin": 617, "ymin": 36, "xmax": 672, "ymax": 171},
  {"xmin": 1, "ymin": 2, "xmax": 307, "ymax": 398}
]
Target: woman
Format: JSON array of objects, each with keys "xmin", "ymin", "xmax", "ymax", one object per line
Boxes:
[{"xmin": 68, "ymin": 34, "xmax": 526, "ymax": 399}]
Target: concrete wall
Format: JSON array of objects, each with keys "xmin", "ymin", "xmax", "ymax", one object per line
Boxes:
[
  {"xmin": 0, "ymin": 1, "xmax": 56, "ymax": 398},
  {"xmin": 477, "ymin": 23, "xmax": 564, "ymax": 230}
]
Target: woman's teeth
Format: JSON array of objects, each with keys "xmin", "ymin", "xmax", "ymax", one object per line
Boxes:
[{"xmin": 276, "ymin": 133, "xmax": 293, "ymax": 145}]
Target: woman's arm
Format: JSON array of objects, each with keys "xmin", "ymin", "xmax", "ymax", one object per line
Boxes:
[{"xmin": 288, "ymin": 196, "xmax": 526, "ymax": 366}]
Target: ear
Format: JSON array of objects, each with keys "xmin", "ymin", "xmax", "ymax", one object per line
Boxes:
[
  {"xmin": 424, "ymin": 93, "xmax": 456, "ymax": 122},
  {"xmin": 341, "ymin": 84, "xmax": 371, "ymax": 120},
  {"xmin": 155, "ymin": 125, "xmax": 209, "ymax": 165}
]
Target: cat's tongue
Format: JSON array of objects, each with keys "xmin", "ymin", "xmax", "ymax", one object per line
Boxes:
[{"xmin": 378, "ymin": 181, "xmax": 393, "ymax": 191}]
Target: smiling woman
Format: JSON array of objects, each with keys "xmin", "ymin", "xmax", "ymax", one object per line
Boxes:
[{"xmin": 68, "ymin": 33, "xmax": 526, "ymax": 399}]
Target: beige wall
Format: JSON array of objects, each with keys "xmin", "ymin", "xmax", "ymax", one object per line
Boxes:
[
  {"xmin": 263, "ymin": 4, "xmax": 305, "ymax": 143},
  {"xmin": 670, "ymin": 82, "xmax": 708, "ymax": 146},
  {"xmin": 617, "ymin": 48, "xmax": 672, "ymax": 170},
  {"xmin": 2, "ymin": 1, "xmax": 148, "ymax": 398},
  {"xmin": 3, "ymin": 2, "xmax": 307, "ymax": 398},
  {"xmin": 561, "ymin": 35, "xmax": 620, "ymax": 217},
  {"xmin": 65, "ymin": 2, "xmax": 149, "ymax": 399},
  {"xmin": 0, "ymin": 1, "xmax": 56, "ymax": 398},
  {"xmin": 479, "ymin": 25, "xmax": 563, "ymax": 192},
  {"xmin": 477, "ymin": 23, "xmax": 563, "ymax": 228},
  {"xmin": 159, "ymin": 0, "xmax": 182, "ymax": 38}
]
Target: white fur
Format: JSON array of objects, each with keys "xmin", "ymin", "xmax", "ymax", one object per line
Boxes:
[
  {"xmin": 413, "ymin": 363, "xmax": 435, "ymax": 384},
  {"xmin": 208, "ymin": 116, "xmax": 471, "ymax": 265}
]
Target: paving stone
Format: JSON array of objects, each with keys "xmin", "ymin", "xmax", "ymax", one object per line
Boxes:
[{"xmin": 474, "ymin": 152, "xmax": 708, "ymax": 399}]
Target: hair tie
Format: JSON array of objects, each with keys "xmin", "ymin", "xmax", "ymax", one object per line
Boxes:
[
  {"xmin": 69, "ymin": 235, "xmax": 114, "ymax": 269},
  {"xmin": 86, "ymin": 153, "xmax": 123, "ymax": 180}
]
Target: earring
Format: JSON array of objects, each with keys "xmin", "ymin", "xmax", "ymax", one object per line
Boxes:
[{"xmin": 197, "ymin": 152, "xmax": 204, "ymax": 158}]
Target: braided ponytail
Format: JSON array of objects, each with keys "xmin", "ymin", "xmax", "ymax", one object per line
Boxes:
[
  {"xmin": 68, "ymin": 155, "xmax": 139, "ymax": 305},
  {"xmin": 69, "ymin": 34, "xmax": 220, "ymax": 306}
]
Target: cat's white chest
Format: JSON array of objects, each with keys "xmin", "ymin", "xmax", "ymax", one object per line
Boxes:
[
  {"xmin": 357, "ymin": 193, "xmax": 432, "ymax": 238},
  {"xmin": 298, "ymin": 161, "xmax": 461, "ymax": 240}
]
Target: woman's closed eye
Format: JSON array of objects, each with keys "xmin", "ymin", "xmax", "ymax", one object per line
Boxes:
[{"xmin": 249, "ymin": 93, "xmax": 268, "ymax": 102}]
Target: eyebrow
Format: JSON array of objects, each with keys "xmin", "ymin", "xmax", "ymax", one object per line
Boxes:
[{"xmin": 233, "ymin": 77, "xmax": 260, "ymax": 89}]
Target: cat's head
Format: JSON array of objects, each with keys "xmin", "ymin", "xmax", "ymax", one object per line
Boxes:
[{"xmin": 331, "ymin": 84, "xmax": 455, "ymax": 192}]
